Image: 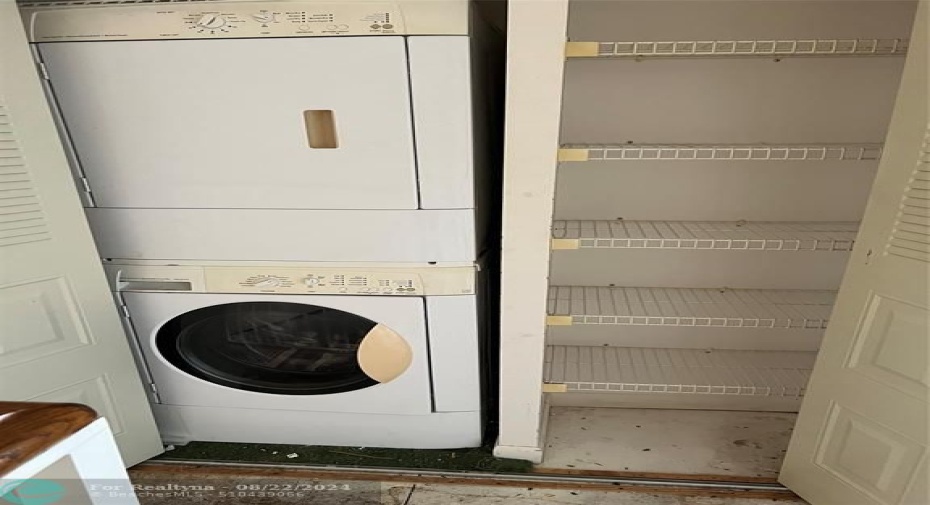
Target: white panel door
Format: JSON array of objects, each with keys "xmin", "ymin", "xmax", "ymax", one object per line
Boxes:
[
  {"xmin": 780, "ymin": 4, "xmax": 928, "ymax": 505},
  {"xmin": 0, "ymin": 0, "xmax": 162, "ymax": 467},
  {"xmin": 39, "ymin": 37, "xmax": 418, "ymax": 210}
]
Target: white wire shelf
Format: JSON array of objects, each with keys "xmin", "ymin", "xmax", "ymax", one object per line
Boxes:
[
  {"xmin": 551, "ymin": 220, "xmax": 859, "ymax": 252},
  {"xmin": 565, "ymin": 39, "xmax": 909, "ymax": 58},
  {"xmin": 544, "ymin": 346, "xmax": 815, "ymax": 397},
  {"xmin": 547, "ymin": 286, "xmax": 836, "ymax": 329},
  {"xmin": 558, "ymin": 144, "xmax": 884, "ymax": 162}
]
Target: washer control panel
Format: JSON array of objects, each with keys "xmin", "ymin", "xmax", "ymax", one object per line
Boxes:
[
  {"xmin": 212, "ymin": 269, "xmax": 425, "ymax": 295},
  {"xmin": 26, "ymin": 2, "xmax": 405, "ymax": 42},
  {"xmin": 106, "ymin": 263, "xmax": 476, "ymax": 296}
]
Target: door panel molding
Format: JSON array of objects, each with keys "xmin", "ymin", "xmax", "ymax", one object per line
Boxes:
[{"xmin": 814, "ymin": 402, "xmax": 924, "ymax": 503}]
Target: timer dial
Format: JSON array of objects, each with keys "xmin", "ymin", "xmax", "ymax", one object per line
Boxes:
[
  {"xmin": 252, "ymin": 12, "xmax": 276, "ymax": 23},
  {"xmin": 196, "ymin": 14, "xmax": 227, "ymax": 29},
  {"xmin": 253, "ymin": 277, "xmax": 281, "ymax": 288}
]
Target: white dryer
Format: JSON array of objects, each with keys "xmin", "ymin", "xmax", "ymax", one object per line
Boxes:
[
  {"xmin": 104, "ymin": 260, "xmax": 484, "ymax": 448},
  {"xmin": 20, "ymin": 0, "xmax": 499, "ymax": 263}
]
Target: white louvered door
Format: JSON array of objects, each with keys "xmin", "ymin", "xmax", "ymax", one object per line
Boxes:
[
  {"xmin": 779, "ymin": 3, "xmax": 928, "ymax": 504},
  {"xmin": 0, "ymin": 0, "xmax": 162, "ymax": 466}
]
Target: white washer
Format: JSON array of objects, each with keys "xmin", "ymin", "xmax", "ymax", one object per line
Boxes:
[
  {"xmin": 20, "ymin": 0, "xmax": 499, "ymax": 263},
  {"xmin": 104, "ymin": 260, "xmax": 484, "ymax": 448}
]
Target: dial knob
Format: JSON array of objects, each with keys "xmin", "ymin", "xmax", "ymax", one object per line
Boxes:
[
  {"xmin": 303, "ymin": 277, "xmax": 320, "ymax": 287},
  {"xmin": 252, "ymin": 12, "xmax": 275, "ymax": 23},
  {"xmin": 196, "ymin": 14, "xmax": 227, "ymax": 29},
  {"xmin": 254, "ymin": 277, "xmax": 280, "ymax": 288}
]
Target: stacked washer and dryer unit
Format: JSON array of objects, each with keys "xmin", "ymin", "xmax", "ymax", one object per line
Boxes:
[{"xmin": 20, "ymin": 0, "xmax": 498, "ymax": 448}]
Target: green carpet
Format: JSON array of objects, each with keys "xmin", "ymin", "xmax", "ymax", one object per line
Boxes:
[{"xmin": 156, "ymin": 442, "xmax": 532, "ymax": 473}]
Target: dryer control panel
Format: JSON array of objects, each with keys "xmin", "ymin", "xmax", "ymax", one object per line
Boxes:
[
  {"xmin": 25, "ymin": 2, "xmax": 402, "ymax": 41},
  {"xmin": 21, "ymin": 1, "xmax": 470, "ymax": 42},
  {"xmin": 25, "ymin": 2, "xmax": 405, "ymax": 42}
]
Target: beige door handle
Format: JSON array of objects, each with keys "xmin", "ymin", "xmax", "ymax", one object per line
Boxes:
[
  {"xmin": 303, "ymin": 110, "xmax": 339, "ymax": 148},
  {"xmin": 357, "ymin": 323, "xmax": 413, "ymax": 383}
]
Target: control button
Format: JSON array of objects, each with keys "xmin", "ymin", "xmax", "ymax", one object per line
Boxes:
[
  {"xmin": 370, "ymin": 24, "xmax": 381, "ymax": 29},
  {"xmin": 303, "ymin": 277, "xmax": 320, "ymax": 287},
  {"xmin": 338, "ymin": 287, "xmax": 348, "ymax": 293},
  {"xmin": 338, "ymin": 24, "xmax": 349, "ymax": 29},
  {"xmin": 298, "ymin": 24, "xmax": 311, "ymax": 31},
  {"xmin": 327, "ymin": 24, "xmax": 338, "ymax": 29},
  {"xmin": 254, "ymin": 277, "xmax": 280, "ymax": 288},
  {"xmin": 196, "ymin": 14, "xmax": 227, "ymax": 29},
  {"xmin": 252, "ymin": 12, "xmax": 275, "ymax": 23},
  {"xmin": 382, "ymin": 23, "xmax": 394, "ymax": 29}
]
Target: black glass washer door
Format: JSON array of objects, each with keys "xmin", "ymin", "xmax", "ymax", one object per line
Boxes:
[{"xmin": 155, "ymin": 301, "xmax": 382, "ymax": 395}]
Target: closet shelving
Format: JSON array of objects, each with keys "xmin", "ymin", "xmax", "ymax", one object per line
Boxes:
[
  {"xmin": 557, "ymin": 144, "xmax": 884, "ymax": 162},
  {"xmin": 543, "ymin": 8, "xmax": 909, "ymax": 408},
  {"xmin": 565, "ymin": 38, "xmax": 909, "ymax": 58},
  {"xmin": 496, "ymin": 0, "xmax": 920, "ymax": 471},
  {"xmin": 546, "ymin": 286, "xmax": 836, "ymax": 329},
  {"xmin": 551, "ymin": 220, "xmax": 860, "ymax": 251},
  {"xmin": 544, "ymin": 346, "xmax": 814, "ymax": 397}
]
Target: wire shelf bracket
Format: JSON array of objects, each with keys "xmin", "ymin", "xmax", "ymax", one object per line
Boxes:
[
  {"xmin": 566, "ymin": 38, "xmax": 909, "ymax": 58},
  {"xmin": 558, "ymin": 144, "xmax": 884, "ymax": 162}
]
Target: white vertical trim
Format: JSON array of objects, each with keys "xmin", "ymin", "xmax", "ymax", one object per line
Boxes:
[{"xmin": 496, "ymin": 0, "xmax": 569, "ymax": 458}]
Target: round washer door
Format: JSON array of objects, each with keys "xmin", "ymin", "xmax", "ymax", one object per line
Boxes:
[{"xmin": 155, "ymin": 301, "xmax": 412, "ymax": 395}]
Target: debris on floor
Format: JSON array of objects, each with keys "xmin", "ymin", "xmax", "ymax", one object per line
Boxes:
[{"xmin": 155, "ymin": 442, "xmax": 533, "ymax": 473}]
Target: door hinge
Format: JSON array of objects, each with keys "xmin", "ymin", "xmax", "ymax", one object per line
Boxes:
[
  {"xmin": 36, "ymin": 61, "xmax": 51, "ymax": 81},
  {"xmin": 79, "ymin": 176, "xmax": 94, "ymax": 199},
  {"xmin": 36, "ymin": 61, "xmax": 50, "ymax": 81},
  {"xmin": 119, "ymin": 304, "xmax": 131, "ymax": 319},
  {"xmin": 149, "ymin": 382, "xmax": 160, "ymax": 398}
]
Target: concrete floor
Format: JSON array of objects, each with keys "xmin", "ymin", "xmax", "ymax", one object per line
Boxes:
[
  {"xmin": 539, "ymin": 407, "xmax": 797, "ymax": 478},
  {"xmin": 135, "ymin": 481, "xmax": 806, "ymax": 504},
  {"xmin": 394, "ymin": 484, "xmax": 807, "ymax": 504},
  {"xmin": 133, "ymin": 407, "xmax": 804, "ymax": 504}
]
